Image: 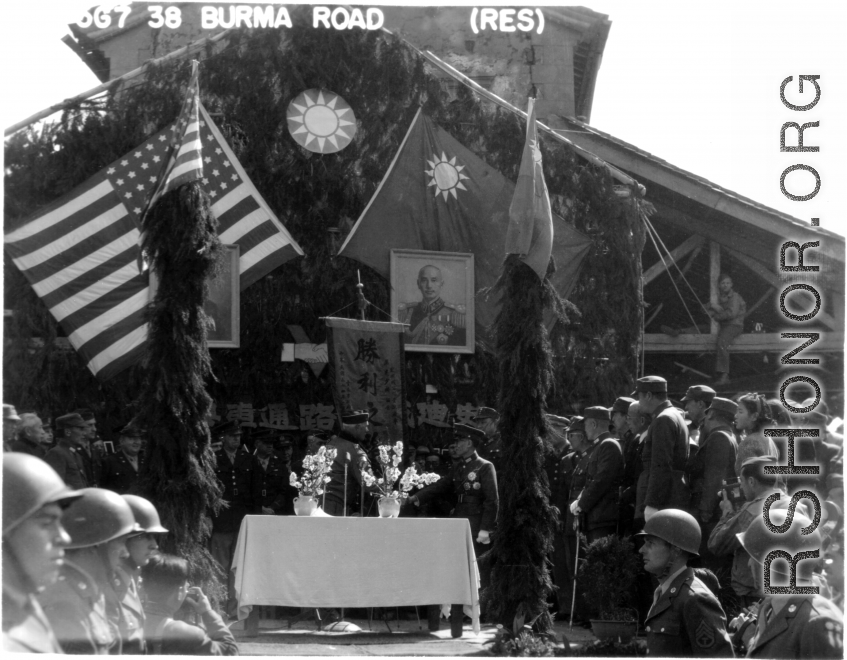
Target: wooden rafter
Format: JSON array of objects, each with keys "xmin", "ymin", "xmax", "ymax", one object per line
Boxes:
[{"xmin": 643, "ymin": 234, "xmax": 705, "ymax": 286}]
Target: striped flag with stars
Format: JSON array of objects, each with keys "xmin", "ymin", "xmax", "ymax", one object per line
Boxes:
[{"xmin": 4, "ymin": 103, "xmax": 303, "ymax": 381}]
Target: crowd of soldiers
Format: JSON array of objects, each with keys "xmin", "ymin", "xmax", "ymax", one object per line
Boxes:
[
  {"xmin": 2, "ymin": 373, "xmax": 844, "ymax": 656},
  {"xmin": 541, "ymin": 376, "xmax": 843, "ymax": 657}
]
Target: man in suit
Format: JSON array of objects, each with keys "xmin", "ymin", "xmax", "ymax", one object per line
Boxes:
[
  {"xmin": 210, "ymin": 420, "xmax": 254, "ymax": 617},
  {"xmin": 635, "ymin": 376, "xmax": 690, "ymax": 522},
  {"xmin": 687, "ymin": 397, "xmax": 738, "ymax": 567},
  {"xmin": 739, "ymin": 508, "xmax": 842, "ymax": 658},
  {"xmin": 74, "ymin": 408, "xmax": 103, "ymax": 487},
  {"xmin": 44, "ymin": 414, "xmax": 90, "ymax": 490},
  {"xmin": 637, "ymin": 508, "xmax": 733, "ymax": 656},
  {"xmin": 324, "ymin": 411, "xmax": 373, "ymax": 516},
  {"xmin": 398, "ymin": 265, "xmax": 466, "ymax": 347},
  {"xmin": 100, "ymin": 423, "xmax": 146, "ymax": 495},
  {"xmin": 569, "ymin": 406, "xmax": 624, "ymax": 542}
]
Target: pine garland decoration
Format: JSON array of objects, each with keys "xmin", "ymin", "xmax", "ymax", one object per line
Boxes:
[
  {"xmin": 134, "ymin": 181, "xmax": 225, "ymax": 600},
  {"xmin": 482, "ymin": 255, "xmax": 561, "ymax": 630}
]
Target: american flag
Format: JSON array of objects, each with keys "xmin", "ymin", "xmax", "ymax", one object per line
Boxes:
[{"xmin": 5, "ymin": 103, "xmax": 303, "ymax": 381}]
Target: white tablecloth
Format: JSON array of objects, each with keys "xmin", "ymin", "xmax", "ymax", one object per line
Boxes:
[{"xmin": 231, "ymin": 515, "xmax": 481, "ymax": 633}]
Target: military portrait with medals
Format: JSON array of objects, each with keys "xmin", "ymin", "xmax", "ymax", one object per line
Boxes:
[{"xmin": 391, "ymin": 249, "xmax": 474, "ymax": 354}]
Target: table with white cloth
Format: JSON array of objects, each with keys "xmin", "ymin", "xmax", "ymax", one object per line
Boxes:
[{"xmin": 231, "ymin": 515, "xmax": 481, "ymax": 633}]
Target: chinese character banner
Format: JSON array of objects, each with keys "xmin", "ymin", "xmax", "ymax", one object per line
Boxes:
[{"xmin": 325, "ymin": 317, "xmax": 408, "ymax": 444}]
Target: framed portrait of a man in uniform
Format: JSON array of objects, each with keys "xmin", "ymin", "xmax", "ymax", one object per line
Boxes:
[
  {"xmin": 390, "ymin": 249, "xmax": 474, "ymax": 354},
  {"xmin": 205, "ymin": 244, "xmax": 240, "ymax": 348}
]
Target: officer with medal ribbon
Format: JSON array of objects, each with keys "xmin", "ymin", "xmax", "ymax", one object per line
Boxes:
[
  {"xmin": 398, "ymin": 265, "xmax": 466, "ymax": 347},
  {"xmin": 409, "ymin": 423, "xmax": 498, "ymax": 556}
]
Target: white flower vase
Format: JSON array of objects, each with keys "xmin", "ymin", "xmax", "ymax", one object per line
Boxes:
[
  {"xmin": 377, "ymin": 496, "xmax": 401, "ymax": 518},
  {"xmin": 293, "ymin": 495, "xmax": 318, "ymax": 516}
]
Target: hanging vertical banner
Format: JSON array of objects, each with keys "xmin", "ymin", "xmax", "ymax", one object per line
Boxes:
[{"xmin": 325, "ymin": 317, "xmax": 408, "ymax": 445}]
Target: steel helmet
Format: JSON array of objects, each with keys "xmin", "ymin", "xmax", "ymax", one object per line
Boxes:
[
  {"xmin": 122, "ymin": 495, "xmax": 168, "ymax": 534},
  {"xmin": 62, "ymin": 488, "xmax": 141, "ymax": 549},
  {"xmin": 636, "ymin": 508, "xmax": 701, "ymax": 556},
  {"xmin": 3, "ymin": 453, "xmax": 82, "ymax": 536},
  {"xmin": 737, "ymin": 508, "xmax": 821, "ymax": 565}
]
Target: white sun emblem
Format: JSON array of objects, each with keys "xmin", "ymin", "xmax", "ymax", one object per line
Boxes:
[
  {"xmin": 530, "ymin": 138, "xmax": 542, "ymax": 165},
  {"xmin": 287, "ymin": 89, "xmax": 356, "ymax": 154},
  {"xmin": 425, "ymin": 152, "xmax": 469, "ymax": 201}
]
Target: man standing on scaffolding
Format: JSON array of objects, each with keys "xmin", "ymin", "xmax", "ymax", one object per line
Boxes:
[{"xmin": 708, "ymin": 274, "xmax": 746, "ymax": 386}]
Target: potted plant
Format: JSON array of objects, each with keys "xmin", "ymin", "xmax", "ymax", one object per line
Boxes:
[
  {"xmin": 289, "ymin": 445, "xmax": 336, "ymax": 515},
  {"xmin": 362, "ymin": 441, "xmax": 440, "ymax": 517},
  {"xmin": 576, "ymin": 534, "xmax": 641, "ymax": 642}
]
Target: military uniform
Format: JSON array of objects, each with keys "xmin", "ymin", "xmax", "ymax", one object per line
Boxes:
[
  {"xmin": 618, "ymin": 429, "xmax": 642, "ymax": 536},
  {"xmin": 252, "ymin": 451, "xmax": 292, "ymax": 514},
  {"xmin": 567, "ymin": 445, "xmax": 594, "ymax": 537},
  {"xmin": 478, "ymin": 432, "xmax": 504, "ymax": 475},
  {"xmin": 38, "ymin": 560, "xmax": 120, "ymax": 654},
  {"xmin": 578, "ymin": 432, "xmax": 624, "ymax": 539},
  {"xmin": 415, "ymin": 451, "xmax": 498, "ymax": 555},
  {"xmin": 212, "ymin": 444, "xmax": 255, "ymax": 533},
  {"xmin": 707, "ymin": 494, "xmax": 767, "ymax": 600},
  {"xmin": 2, "ymin": 586, "xmax": 64, "ymax": 653},
  {"xmin": 545, "ymin": 444, "xmax": 581, "ymax": 613},
  {"xmin": 77, "ymin": 444, "xmax": 103, "ymax": 487},
  {"xmin": 688, "ymin": 423, "xmax": 737, "ymax": 561},
  {"xmin": 636, "ymin": 400, "xmax": 690, "ymax": 518},
  {"xmin": 44, "ymin": 440, "xmax": 89, "ymax": 490},
  {"xmin": 324, "ymin": 433, "xmax": 371, "ymax": 516},
  {"xmin": 644, "ymin": 567, "xmax": 733, "ymax": 657},
  {"xmin": 747, "ymin": 595, "xmax": 843, "ymax": 658},
  {"xmin": 113, "ymin": 564, "xmax": 146, "ymax": 655},
  {"xmin": 399, "ymin": 298, "xmax": 467, "ymax": 347},
  {"xmin": 100, "ymin": 451, "xmax": 145, "ymax": 495}
]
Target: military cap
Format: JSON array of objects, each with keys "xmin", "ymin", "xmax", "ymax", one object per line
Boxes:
[
  {"xmin": 681, "ymin": 385, "xmax": 717, "ymax": 403},
  {"xmin": 583, "ymin": 406, "xmax": 611, "ymax": 421},
  {"xmin": 3, "ymin": 404, "xmax": 21, "ymax": 421},
  {"xmin": 453, "ymin": 423, "xmax": 486, "ymax": 445},
  {"xmin": 471, "ymin": 406, "xmax": 500, "ymax": 421},
  {"xmin": 611, "ymin": 397, "xmax": 635, "ymax": 414},
  {"xmin": 567, "ymin": 417, "xmax": 586, "ymax": 433},
  {"xmin": 251, "ymin": 428, "xmax": 280, "ymax": 444},
  {"xmin": 341, "ymin": 410, "xmax": 369, "ymax": 424},
  {"xmin": 277, "ymin": 434, "xmax": 294, "ymax": 447},
  {"xmin": 635, "ymin": 376, "xmax": 667, "ymax": 393},
  {"xmin": 740, "ymin": 455, "xmax": 776, "ymax": 470},
  {"xmin": 211, "ymin": 420, "xmax": 242, "ymax": 437},
  {"xmin": 546, "ymin": 414, "xmax": 571, "ymax": 428},
  {"xmin": 56, "ymin": 413, "xmax": 87, "ymax": 429},
  {"xmin": 74, "ymin": 408, "xmax": 96, "ymax": 421},
  {"xmin": 117, "ymin": 422, "xmax": 146, "ymax": 438},
  {"xmin": 416, "ymin": 445, "xmax": 431, "ymax": 455},
  {"xmin": 707, "ymin": 397, "xmax": 738, "ymax": 416}
]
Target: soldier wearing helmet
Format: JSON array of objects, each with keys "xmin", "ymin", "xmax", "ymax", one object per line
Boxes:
[
  {"xmin": 3, "ymin": 454, "xmax": 80, "ymax": 653},
  {"xmin": 115, "ymin": 495, "xmax": 169, "ymax": 654},
  {"xmin": 636, "ymin": 508, "xmax": 733, "ymax": 656},
  {"xmin": 37, "ymin": 487, "xmax": 141, "ymax": 654},
  {"xmin": 738, "ymin": 508, "xmax": 843, "ymax": 658}
]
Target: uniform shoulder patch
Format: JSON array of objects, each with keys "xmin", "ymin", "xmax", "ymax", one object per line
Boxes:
[{"xmin": 694, "ymin": 620, "xmax": 716, "ymax": 649}]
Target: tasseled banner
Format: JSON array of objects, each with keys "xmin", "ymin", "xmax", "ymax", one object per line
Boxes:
[
  {"xmin": 482, "ymin": 255, "xmax": 561, "ymax": 631},
  {"xmin": 135, "ymin": 181, "xmax": 225, "ymax": 604}
]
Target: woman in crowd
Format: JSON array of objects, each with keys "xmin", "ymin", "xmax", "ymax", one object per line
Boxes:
[
  {"xmin": 141, "ymin": 553, "xmax": 238, "ymax": 655},
  {"xmin": 733, "ymin": 393, "xmax": 780, "ymax": 477}
]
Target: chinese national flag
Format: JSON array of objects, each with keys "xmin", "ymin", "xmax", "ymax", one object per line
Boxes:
[
  {"xmin": 506, "ymin": 97, "xmax": 554, "ymax": 281},
  {"xmin": 338, "ymin": 108, "xmax": 591, "ymax": 334}
]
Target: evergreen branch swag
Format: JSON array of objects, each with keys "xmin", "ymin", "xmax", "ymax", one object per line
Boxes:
[
  {"xmin": 135, "ymin": 182, "xmax": 225, "ymax": 602},
  {"xmin": 5, "ymin": 14, "xmax": 643, "ymax": 419}
]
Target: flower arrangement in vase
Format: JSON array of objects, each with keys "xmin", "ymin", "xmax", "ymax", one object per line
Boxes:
[
  {"xmin": 362, "ymin": 441, "xmax": 441, "ymax": 517},
  {"xmin": 289, "ymin": 445, "xmax": 336, "ymax": 516}
]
